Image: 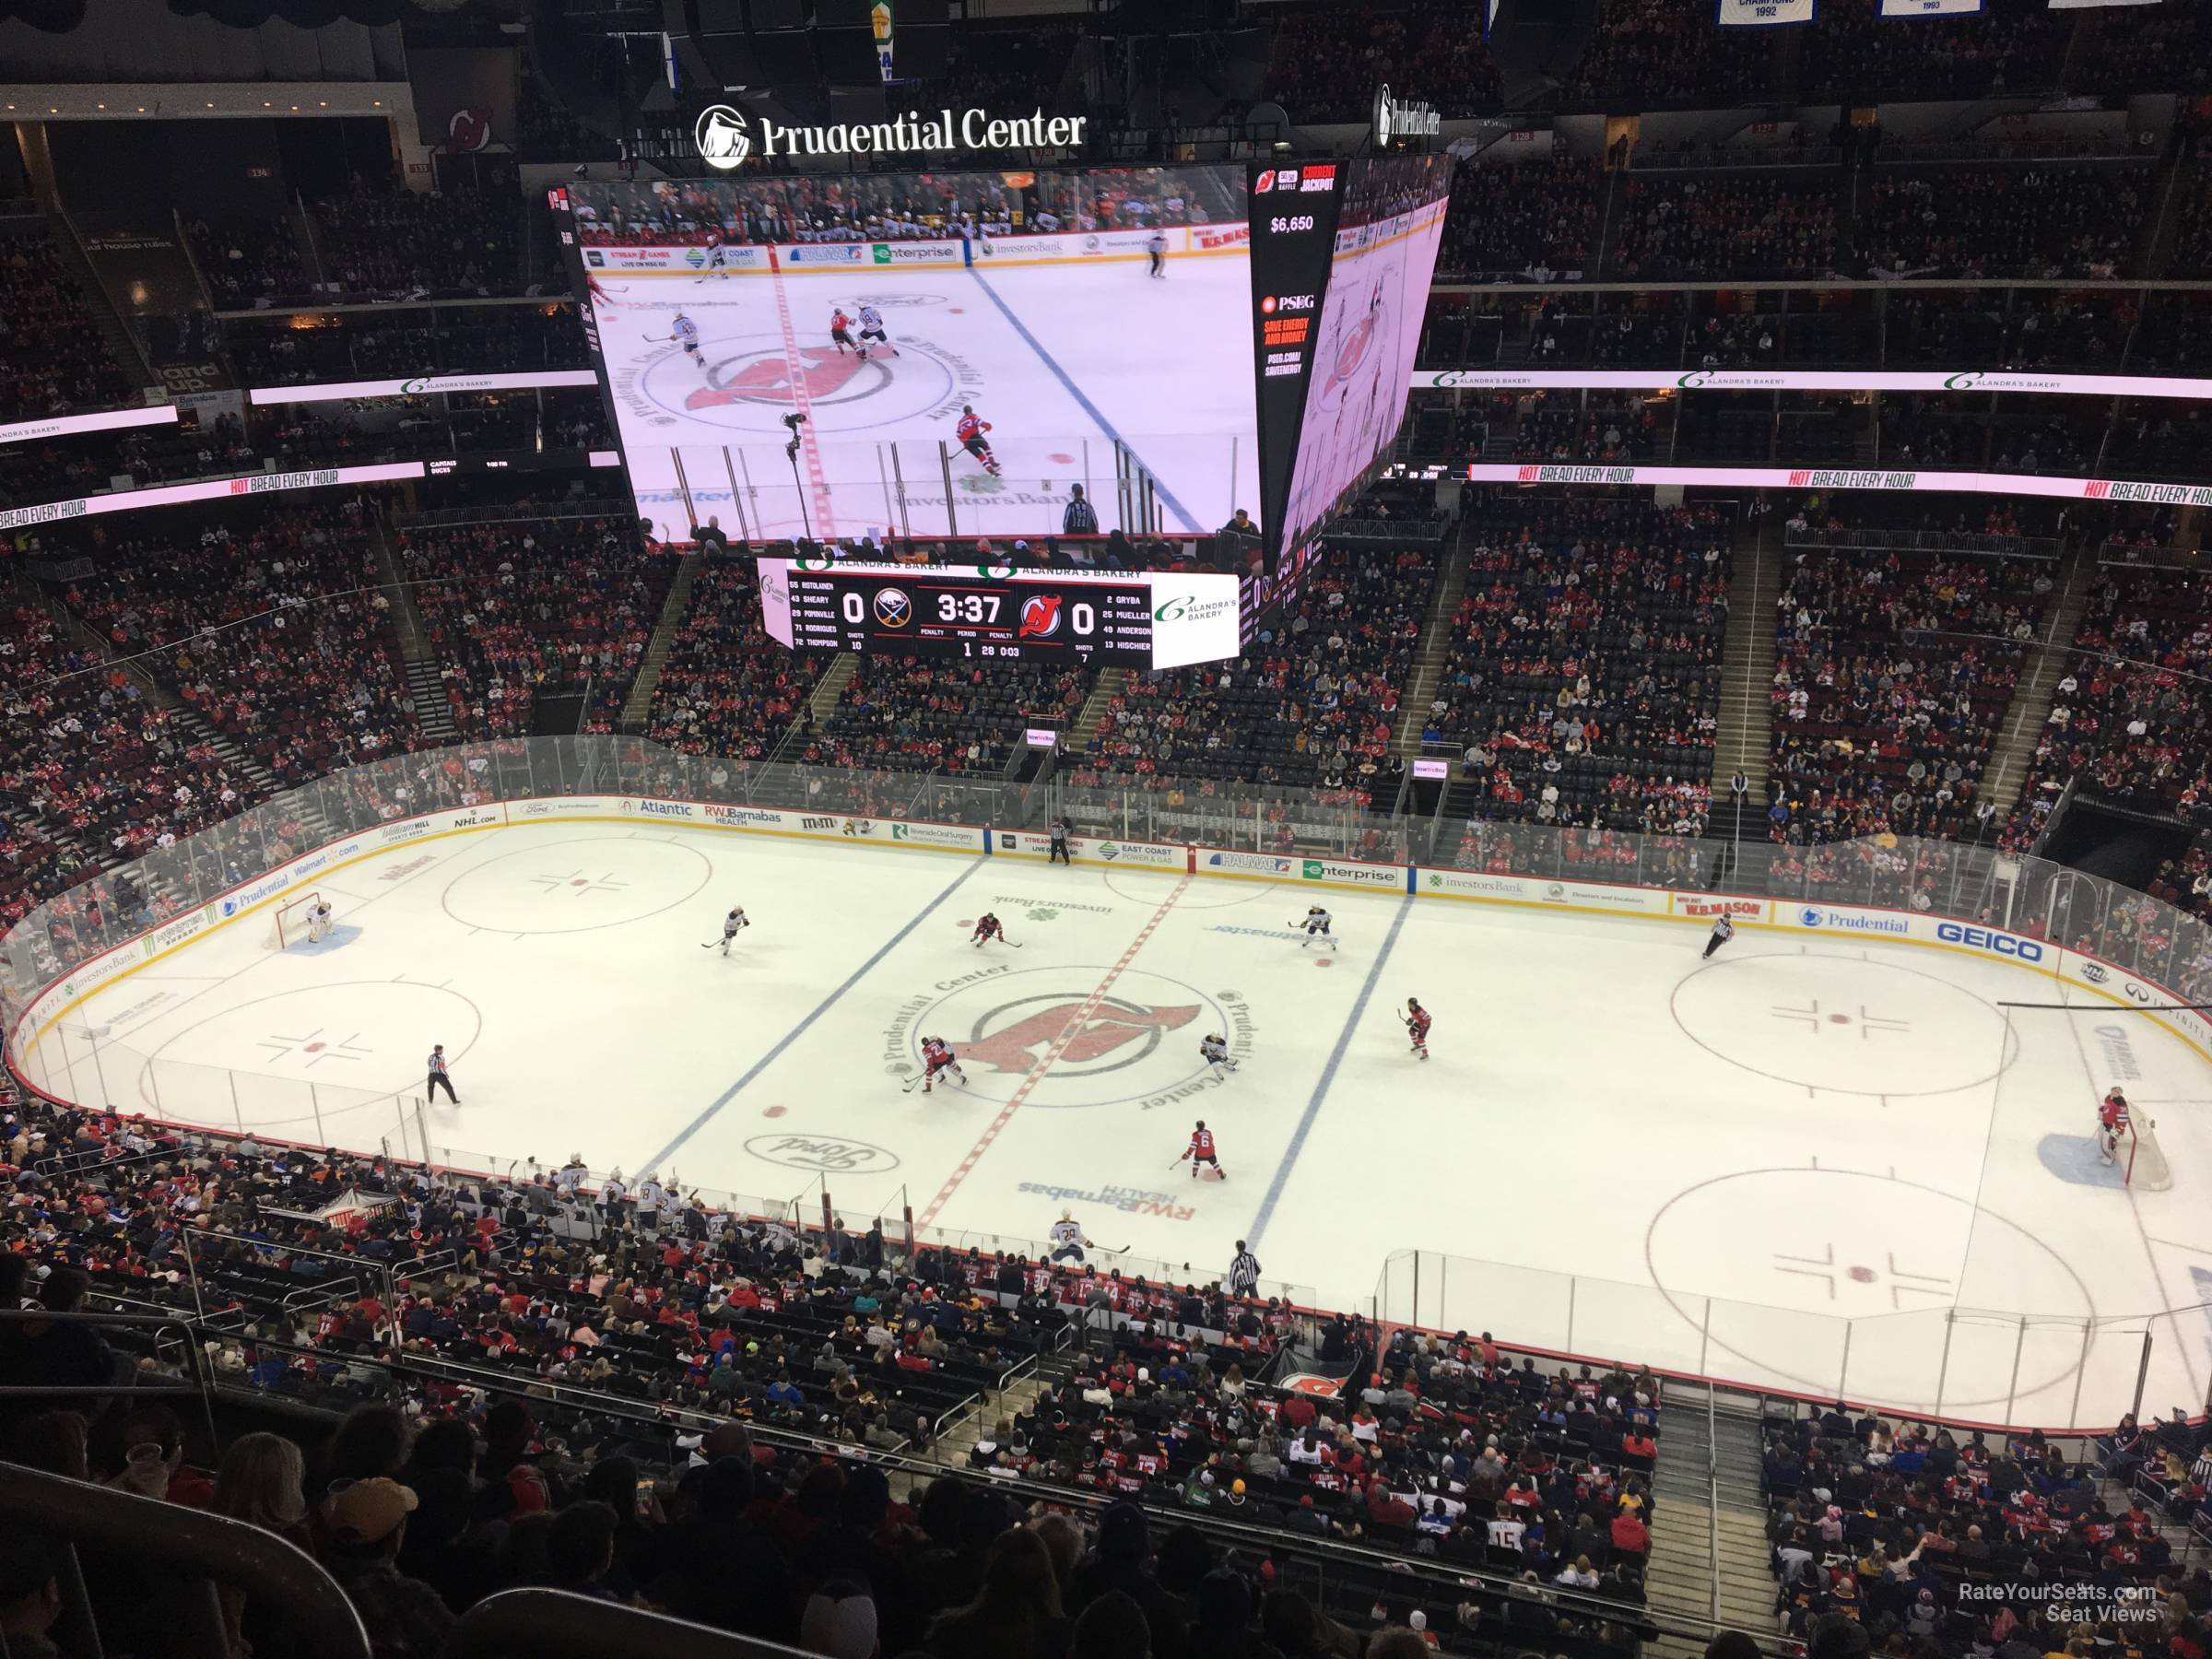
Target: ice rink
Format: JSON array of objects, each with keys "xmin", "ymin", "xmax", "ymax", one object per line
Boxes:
[
  {"xmin": 30, "ymin": 820, "xmax": 2212, "ymax": 1424},
  {"xmin": 591, "ymin": 253, "xmax": 1259, "ymax": 544}
]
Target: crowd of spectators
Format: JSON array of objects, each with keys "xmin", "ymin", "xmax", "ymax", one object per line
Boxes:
[
  {"xmin": 1427, "ymin": 496, "xmax": 1732, "ymax": 840},
  {"xmin": 2000, "ymin": 560, "xmax": 2212, "ymax": 858},
  {"xmin": 0, "ymin": 1082, "xmax": 1678, "ymax": 1659},
  {"xmin": 2173, "ymin": 159, "xmax": 2212, "ymax": 281},
  {"xmin": 1560, "ymin": 0, "xmax": 1777, "ymax": 108},
  {"xmin": 1073, "ymin": 545, "xmax": 1437, "ymax": 806},
  {"xmin": 398, "ymin": 515, "xmax": 672, "ymax": 736},
  {"xmin": 185, "ymin": 215, "xmax": 314, "ymax": 310},
  {"xmin": 1762, "ymin": 1404, "xmax": 2212, "ymax": 1659},
  {"xmin": 1767, "ymin": 525, "xmax": 2052, "ymax": 847},
  {"xmin": 1435, "ymin": 158, "xmax": 1601, "ymax": 282},
  {"xmin": 1507, "ymin": 392, "xmax": 1662, "ymax": 465},
  {"xmin": 312, "ymin": 186, "xmax": 524, "ymax": 300},
  {"xmin": 0, "ymin": 228, "xmax": 136, "ymax": 420},
  {"xmin": 223, "ymin": 305, "xmax": 591, "ymax": 385},
  {"xmin": 1263, "ymin": 0, "xmax": 1502, "ymax": 124},
  {"xmin": 1800, "ymin": 0, "xmax": 2069, "ymax": 100},
  {"xmin": 1611, "ymin": 174, "xmax": 1841, "ymax": 283},
  {"xmin": 813, "ymin": 655, "xmax": 1092, "ymax": 778},
  {"xmin": 62, "ymin": 500, "xmax": 426, "ymax": 788},
  {"xmin": 646, "ymin": 554, "xmax": 816, "ymax": 760},
  {"xmin": 1854, "ymin": 165, "xmax": 2147, "ymax": 280}
]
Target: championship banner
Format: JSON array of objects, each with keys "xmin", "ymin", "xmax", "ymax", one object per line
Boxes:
[
  {"xmin": 1484, "ymin": 0, "xmax": 1502, "ymax": 34},
  {"xmin": 1717, "ymin": 0, "xmax": 1816, "ymax": 22},
  {"xmin": 1879, "ymin": 0, "xmax": 1983, "ymax": 14}
]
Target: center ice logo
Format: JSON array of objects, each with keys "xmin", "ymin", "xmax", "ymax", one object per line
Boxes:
[
  {"xmin": 962, "ymin": 994, "xmax": 1200, "ymax": 1075},
  {"xmin": 685, "ymin": 347, "xmax": 873, "ymax": 413}
]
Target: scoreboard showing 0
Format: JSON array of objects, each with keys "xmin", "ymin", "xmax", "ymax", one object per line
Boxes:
[{"xmin": 756, "ymin": 559, "xmax": 1242, "ymax": 670}]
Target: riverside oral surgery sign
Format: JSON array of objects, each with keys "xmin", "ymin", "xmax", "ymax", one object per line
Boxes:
[{"xmin": 694, "ymin": 101, "xmax": 1085, "ymax": 168}]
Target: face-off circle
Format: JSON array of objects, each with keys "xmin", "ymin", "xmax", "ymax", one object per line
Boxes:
[
  {"xmin": 637, "ymin": 329, "xmax": 963, "ymax": 438},
  {"xmin": 440, "ymin": 835, "xmax": 712, "ymax": 934},
  {"xmin": 888, "ymin": 967, "xmax": 1240, "ymax": 1109},
  {"xmin": 1644, "ymin": 1168, "xmax": 2094, "ymax": 1411},
  {"xmin": 1669, "ymin": 952, "xmax": 2015, "ymax": 1096}
]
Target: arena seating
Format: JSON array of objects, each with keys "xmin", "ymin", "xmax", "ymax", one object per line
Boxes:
[
  {"xmin": 1560, "ymin": 0, "xmax": 1776, "ymax": 107},
  {"xmin": 820, "ymin": 656, "xmax": 1095, "ymax": 776},
  {"xmin": 1768, "ymin": 533, "xmax": 2053, "ymax": 847},
  {"xmin": 0, "ymin": 1086, "xmax": 1667, "ymax": 1659},
  {"xmin": 1262, "ymin": 3, "xmax": 1502, "ymax": 125},
  {"xmin": 1075, "ymin": 544, "xmax": 1438, "ymax": 806},
  {"xmin": 1428, "ymin": 497, "xmax": 1732, "ymax": 843},
  {"xmin": 645, "ymin": 556, "xmax": 816, "ymax": 759},
  {"xmin": 0, "ymin": 227, "xmax": 135, "ymax": 418},
  {"xmin": 397, "ymin": 516, "xmax": 673, "ymax": 737},
  {"xmin": 311, "ymin": 187, "xmax": 524, "ymax": 300},
  {"xmin": 1609, "ymin": 173, "xmax": 1841, "ymax": 283},
  {"xmin": 1436, "ymin": 158, "xmax": 1603, "ymax": 283},
  {"xmin": 60, "ymin": 501, "xmax": 426, "ymax": 787},
  {"xmin": 185, "ymin": 215, "xmax": 314, "ymax": 310},
  {"xmin": 1853, "ymin": 164, "xmax": 2150, "ymax": 279},
  {"xmin": 1760, "ymin": 1406, "xmax": 2199, "ymax": 1658},
  {"xmin": 223, "ymin": 307, "xmax": 591, "ymax": 385}
]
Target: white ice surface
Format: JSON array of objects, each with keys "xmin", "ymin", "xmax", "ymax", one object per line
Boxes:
[
  {"xmin": 591, "ymin": 256, "xmax": 1258, "ymax": 544},
  {"xmin": 37, "ymin": 822, "xmax": 2212, "ymax": 1425}
]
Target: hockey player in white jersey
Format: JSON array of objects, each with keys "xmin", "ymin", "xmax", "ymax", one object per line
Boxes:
[
  {"xmin": 1199, "ymin": 1033, "xmax": 1238, "ymax": 1075},
  {"xmin": 854, "ymin": 303, "xmax": 899, "ymax": 359},
  {"xmin": 307, "ymin": 898, "xmax": 335, "ymax": 942},
  {"xmin": 1048, "ymin": 1209, "xmax": 1090, "ymax": 1264},
  {"xmin": 1296, "ymin": 905, "xmax": 1336, "ymax": 949},
  {"xmin": 716, "ymin": 906, "xmax": 749, "ymax": 955},
  {"xmin": 667, "ymin": 312, "xmax": 704, "ymax": 370}
]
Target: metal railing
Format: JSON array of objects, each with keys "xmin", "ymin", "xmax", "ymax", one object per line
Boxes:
[
  {"xmin": 0, "ymin": 1460, "xmax": 371, "ymax": 1659},
  {"xmin": 448, "ymin": 1593, "xmax": 813, "ymax": 1659},
  {"xmin": 1784, "ymin": 524, "xmax": 2062, "ymax": 561}
]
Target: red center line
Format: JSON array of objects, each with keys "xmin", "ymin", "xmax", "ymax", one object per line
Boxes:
[
  {"xmin": 762, "ymin": 247, "xmax": 839, "ymax": 538},
  {"xmin": 917, "ymin": 874, "xmax": 1193, "ymax": 1230}
]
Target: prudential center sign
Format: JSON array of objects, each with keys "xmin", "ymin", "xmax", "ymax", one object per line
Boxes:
[{"xmin": 694, "ymin": 101, "xmax": 1086, "ymax": 168}]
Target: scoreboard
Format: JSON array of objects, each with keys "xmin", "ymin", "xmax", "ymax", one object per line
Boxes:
[{"xmin": 758, "ymin": 559, "xmax": 1241, "ymax": 669}]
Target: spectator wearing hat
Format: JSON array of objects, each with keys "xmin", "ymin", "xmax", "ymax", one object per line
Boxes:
[
  {"xmin": 804, "ymin": 1577, "xmax": 880, "ymax": 1659},
  {"xmin": 322, "ymin": 1477, "xmax": 457, "ymax": 1658}
]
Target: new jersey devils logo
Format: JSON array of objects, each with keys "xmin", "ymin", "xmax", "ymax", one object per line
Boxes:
[
  {"xmin": 960, "ymin": 995, "xmax": 1200, "ymax": 1075},
  {"xmin": 686, "ymin": 347, "xmax": 869, "ymax": 411},
  {"xmin": 1017, "ymin": 594, "xmax": 1063, "ymax": 641}
]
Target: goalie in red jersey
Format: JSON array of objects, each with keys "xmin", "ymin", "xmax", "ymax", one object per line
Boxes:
[{"xmin": 955, "ymin": 405, "xmax": 1002, "ymax": 477}]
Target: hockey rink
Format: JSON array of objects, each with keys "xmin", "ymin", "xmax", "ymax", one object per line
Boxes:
[
  {"xmin": 29, "ymin": 819, "xmax": 2212, "ymax": 1425},
  {"xmin": 590, "ymin": 254, "xmax": 1259, "ymax": 544}
]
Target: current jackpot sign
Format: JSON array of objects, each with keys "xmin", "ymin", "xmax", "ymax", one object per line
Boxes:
[{"xmin": 757, "ymin": 559, "xmax": 1241, "ymax": 669}]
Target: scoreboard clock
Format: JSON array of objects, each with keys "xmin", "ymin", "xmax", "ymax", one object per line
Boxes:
[{"xmin": 759, "ymin": 559, "xmax": 1241, "ymax": 669}]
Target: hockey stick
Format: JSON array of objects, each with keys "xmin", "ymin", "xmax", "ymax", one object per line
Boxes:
[
  {"xmin": 700, "ymin": 940, "xmax": 725, "ymax": 949},
  {"xmin": 900, "ymin": 1074, "xmax": 926, "ymax": 1094}
]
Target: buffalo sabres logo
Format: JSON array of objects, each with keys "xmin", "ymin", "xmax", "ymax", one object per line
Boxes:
[{"xmin": 872, "ymin": 588, "xmax": 912, "ymax": 629}]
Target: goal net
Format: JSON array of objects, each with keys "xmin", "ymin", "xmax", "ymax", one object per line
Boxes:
[
  {"xmin": 264, "ymin": 890, "xmax": 325, "ymax": 950},
  {"xmin": 1991, "ymin": 997, "xmax": 2195, "ymax": 1193}
]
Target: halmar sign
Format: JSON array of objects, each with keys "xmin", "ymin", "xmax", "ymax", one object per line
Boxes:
[
  {"xmin": 1373, "ymin": 84, "xmax": 1441, "ymax": 142},
  {"xmin": 694, "ymin": 101, "xmax": 1085, "ymax": 169}
]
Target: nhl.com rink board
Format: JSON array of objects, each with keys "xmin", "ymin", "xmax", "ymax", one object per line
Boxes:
[{"xmin": 11, "ymin": 794, "xmax": 2212, "ymax": 1428}]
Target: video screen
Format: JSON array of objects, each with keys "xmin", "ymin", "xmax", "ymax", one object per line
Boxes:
[
  {"xmin": 561, "ymin": 166, "xmax": 1259, "ymax": 546},
  {"xmin": 1277, "ymin": 154, "xmax": 1450, "ymax": 555}
]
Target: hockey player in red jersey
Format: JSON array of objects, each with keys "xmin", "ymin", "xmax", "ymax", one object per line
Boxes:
[
  {"xmin": 1176, "ymin": 1120, "xmax": 1223, "ymax": 1181},
  {"xmin": 1403, "ymin": 996, "xmax": 1431, "ymax": 1061},
  {"xmin": 2098, "ymin": 1086, "xmax": 2130, "ymax": 1163},
  {"xmin": 830, "ymin": 309, "xmax": 857, "ymax": 354},
  {"xmin": 918, "ymin": 1035, "xmax": 967, "ymax": 1094},
  {"xmin": 971, "ymin": 911, "xmax": 1017, "ymax": 948},
  {"xmin": 955, "ymin": 405, "xmax": 1002, "ymax": 477}
]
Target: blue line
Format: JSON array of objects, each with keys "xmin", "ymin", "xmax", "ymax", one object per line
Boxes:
[
  {"xmin": 964, "ymin": 269, "xmax": 1203, "ymax": 534},
  {"xmin": 1245, "ymin": 891, "xmax": 1416, "ymax": 1253},
  {"xmin": 640, "ymin": 856, "xmax": 986, "ymax": 1172}
]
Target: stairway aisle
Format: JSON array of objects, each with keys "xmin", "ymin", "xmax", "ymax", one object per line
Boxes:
[
  {"xmin": 1982, "ymin": 542, "xmax": 2093, "ymax": 830},
  {"xmin": 619, "ymin": 551, "xmax": 704, "ymax": 730},
  {"xmin": 1392, "ymin": 524, "xmax": 1475, "ymax": 759},
  {"xmin": 1646, "ymin": 1400, "xmax": 1779, "ymax": 1659},
  {"xmin": 371, "ymin": 518, "xmax": 459, "ymax": 745},
  {"xmin": 1714, "ymin": 517, "xmax": 1783, "ymax": 808},
  {"xmin": 1069, "ymin": 667, "xmax": 1126, "ymax": 753}
]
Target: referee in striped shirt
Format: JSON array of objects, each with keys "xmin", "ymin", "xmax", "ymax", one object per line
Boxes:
[{"xmin": 1229, "ymin": 1241, "xmax": 1261, "ymax": 1299}]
